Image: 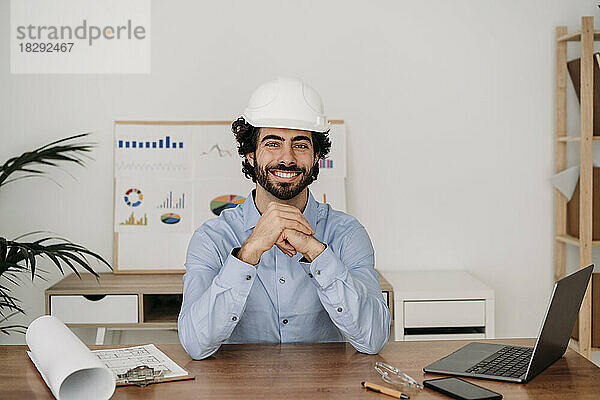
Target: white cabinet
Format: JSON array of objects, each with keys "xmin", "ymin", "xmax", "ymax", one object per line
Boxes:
[{"xmin": 382, "ymin": 270, "xmax": 495, "ymax": 341}]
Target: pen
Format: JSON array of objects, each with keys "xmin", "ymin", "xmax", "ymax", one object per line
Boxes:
[{"xmin": 361, "ymin": 381, "xmax": 410, "ymax": 399}]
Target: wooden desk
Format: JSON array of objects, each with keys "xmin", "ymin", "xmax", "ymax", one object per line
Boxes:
[{"xmin": 2, "ymin": 339, "xmax": 599, "ymax": 399}]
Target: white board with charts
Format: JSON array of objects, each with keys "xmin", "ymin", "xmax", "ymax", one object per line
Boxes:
[{"xmin": 113, "ymin": 120, "xmax": 346, "ymax": 273}]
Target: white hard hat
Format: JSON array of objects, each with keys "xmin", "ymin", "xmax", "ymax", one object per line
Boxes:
[{"xmin": 242, "ymin": 77, "xmax": 329, "ymax": 133}]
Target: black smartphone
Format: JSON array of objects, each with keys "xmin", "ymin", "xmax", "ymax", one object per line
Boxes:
[{"xmin": 423, "ymin": 377, "xmax": 502, "ymax": 400}]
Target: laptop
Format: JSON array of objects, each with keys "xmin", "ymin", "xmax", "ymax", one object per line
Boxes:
[{"xmin": 423, "ymin": 264, "xmax": 594, "ymax": 383}]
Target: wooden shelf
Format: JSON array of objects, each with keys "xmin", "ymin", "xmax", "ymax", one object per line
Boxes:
[
  {"xmin": 555, "ymin": 235, "xmax": 600, "ymax": 247},
  {"xmin": 557, "ymin": 30, "xmax": 600, "ymax": 42},
  {"xmin": 554, "ymin": 17, "xmax": 595, "ymax": 360},
  {"xmin": 143, "ymin": 294, "xmax": 182, "ymax": 323},
  {"xmin": 556, "ymin": 136, "xmax": 600, "ymax": 143},
  {"xmin": 569, "ymin": 338, "xmax": 600, "ymax": 352}
]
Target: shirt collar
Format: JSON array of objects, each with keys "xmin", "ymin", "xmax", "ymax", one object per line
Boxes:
[{"xmin": 243, "ymin": 189, "xmax": 320, "ymax": 232}]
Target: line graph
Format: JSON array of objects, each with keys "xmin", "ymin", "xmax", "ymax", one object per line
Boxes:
[
  {"xmin": 115, "ymin": 161, "xmax": 190, "ymax": 174},
  {"xmin": 198, "ymin": 144, "xmax": 235, "ymax": 158}
]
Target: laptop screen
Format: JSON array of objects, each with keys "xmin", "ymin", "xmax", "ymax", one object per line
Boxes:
[{"xmin": 525, "ymin": 265, "xmax": 593, "ymax": 381}]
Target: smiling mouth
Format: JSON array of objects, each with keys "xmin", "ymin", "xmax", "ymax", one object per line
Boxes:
[{"xmin": 269, "ymin": 169, "xmax": 302, "ymax": 182}]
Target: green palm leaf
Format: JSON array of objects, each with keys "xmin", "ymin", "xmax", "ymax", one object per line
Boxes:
[
  {"xmin": 0, "ymin": 132, "xmax": 94, "ymax": 188},
  {"xmin": 2, "ymin": 233, "xmax": 111, "ymax": 280},
  {"xmin": 0, "ymin": 312, "xmax": 27, "ymax": 335},
  {"xmin": 0, "ymin": 133, "xmax": 113, "ymax": 334}
]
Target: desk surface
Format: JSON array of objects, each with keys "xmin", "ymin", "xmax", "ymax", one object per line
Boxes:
[
  {"xmin": 1, "ymin": 339, "xmax": 598, "ymax": 399},
  {"xmin": 45, "ymin": 271, "xmax": 394, "ymax": 294},
  {"xmin": 382, "ymin": 270, "xmax": 494, "ymax": 300}
]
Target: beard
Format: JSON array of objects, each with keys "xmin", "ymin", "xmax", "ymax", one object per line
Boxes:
[{"xmin": 255, "ymin": 161, "xmax": 315, "ymax": 200}]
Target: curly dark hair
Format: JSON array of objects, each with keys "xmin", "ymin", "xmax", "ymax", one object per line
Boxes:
[{"xmin": 231, "ymin": 117, "xmax": 332, "ymax": 183}]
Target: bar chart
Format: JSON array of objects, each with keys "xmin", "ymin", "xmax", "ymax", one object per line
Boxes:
[
  {"xmin": 116, "ymin": 135, "xmax": 184, "ymax": 150},
  {"xmin": 157, "ymin": 191, "xmax": 185, "ymax": 209},
  {"xmin": 319, "ymin": 159, "xmax": 333, "ymax": 168},
  {"xmin": 120, "ymin": 212, "xmax": 148, "ymax": 226}
]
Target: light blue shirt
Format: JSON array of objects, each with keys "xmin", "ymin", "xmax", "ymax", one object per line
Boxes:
[{"xmin": 178, "ymin": 189, "xmax": 390, "ymax": 360}]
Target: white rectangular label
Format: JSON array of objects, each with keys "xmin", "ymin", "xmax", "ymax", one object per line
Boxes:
[{"xmin": 10, "ymin": 0, "xmax": 151, "ymax": 74}]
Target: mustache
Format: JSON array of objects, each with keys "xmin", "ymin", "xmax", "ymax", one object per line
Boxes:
[{"xmin": 266, "ymin": 164, "xmax": 304, "ymax": 173}]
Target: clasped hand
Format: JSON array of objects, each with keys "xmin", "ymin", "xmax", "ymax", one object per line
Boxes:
[{"xmin": 237, "ymin": 202, "xmax": 325, "ymax": 265}]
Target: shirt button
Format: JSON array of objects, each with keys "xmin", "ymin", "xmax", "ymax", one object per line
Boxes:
[
  {"xmin": 337, "ymin": 307, "xmax": 343, "ymax": 312},
  {"xmin": 232, "ymin": 316, "xmax": 237, "ymax": 321},
  {"xmin": 279, "ymin": 277, "xmax": 285, "ymax": 284},
  {"xmin": 282, "ymin": 319, "xmax": 288, "ymax": 324},
  {"xmin": 246, "ymin": 275, "xmax": 252, "ymax": 280},
  {"xmin": 316, "ymin": 270, "xmax": 321, "ymax": 275},
  {"xmin": 308, "ymin": 273, "xmax": 313, "ymax": 278}
]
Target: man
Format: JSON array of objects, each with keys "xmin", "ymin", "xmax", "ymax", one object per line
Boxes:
[{"xmin": 178, "ymin": 77, "xmax": 390, "ymax": 360}]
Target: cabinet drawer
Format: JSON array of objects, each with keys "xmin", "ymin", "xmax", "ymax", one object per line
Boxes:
[
  {"xmin": 50, "ymin": 295, "xmax": 138, "ymax": 324},
  {"xmin": 404, "ymin": 300, "xmax": 485, "ymax": 328},
  {"xmin": 404, "ymin": 333, "xmax": 486, "ymax": 341}
]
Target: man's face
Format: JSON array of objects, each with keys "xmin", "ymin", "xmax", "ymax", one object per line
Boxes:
[{"xmin": 249, "ymin": 127, "xmax": 317, "ymax": 200}]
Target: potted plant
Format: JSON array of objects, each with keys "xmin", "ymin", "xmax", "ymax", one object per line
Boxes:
[{"xmin": 0, "ymin": 133, "xmax": 111, "ymax": 334}]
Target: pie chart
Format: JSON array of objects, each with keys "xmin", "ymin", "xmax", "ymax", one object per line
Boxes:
[
  {"xmin": 161, "ymin": 213, "xmax": 181, "ymax": 224},
  {"xmin": 210, "ymin": 194, "xmax": 246, "ymax": 216},
  {"xmin": 124, "ymin": 188, "xmax": 143, "ymax": 207}
]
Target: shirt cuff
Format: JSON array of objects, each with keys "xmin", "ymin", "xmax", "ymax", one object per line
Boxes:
[
  {"xmin": 300, "ymin": 245, "xmax": 346, "ymax": 289},
  {"xmin": 215, "ymin": 248, "xmax": 258, "ymax": 296}
]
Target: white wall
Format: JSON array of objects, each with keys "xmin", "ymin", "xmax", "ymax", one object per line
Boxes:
[{"xmin": 0, "ymin": 1, "xmax": 596, "ymax": 345}]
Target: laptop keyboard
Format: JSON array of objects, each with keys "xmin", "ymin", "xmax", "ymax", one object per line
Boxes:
[{"xmin": 465, "ymin": 345, "xmax": 533, "ymax": 379}]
